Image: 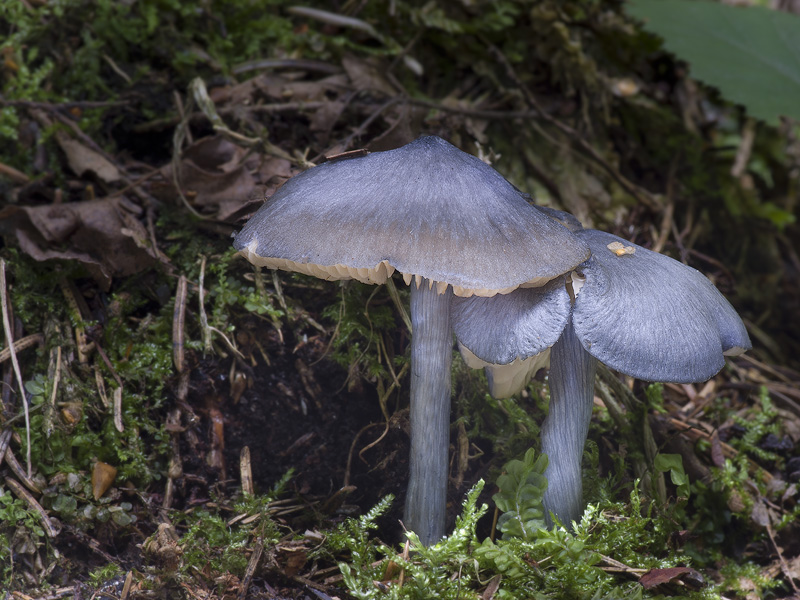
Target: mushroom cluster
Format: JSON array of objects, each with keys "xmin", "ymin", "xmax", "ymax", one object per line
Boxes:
[
  {"xmin": 234, "ymin": 135, "xmax": 750, "ymax": 542},
  {"xmin": 233, "ymin": 136, "xmax": 590, "ymax": 545},
  {"xmin": 452, "ymin": 215, "xmax": 751, "ymax": 526}
]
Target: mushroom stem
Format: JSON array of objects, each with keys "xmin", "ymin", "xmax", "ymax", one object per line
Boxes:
[
  {"xmin": 404, "ymin": 277, "xmax": 453, "ymax": 545},
  {"xmin": 541, "ymin": 320, "xmax": 597, "ymax": 527}
]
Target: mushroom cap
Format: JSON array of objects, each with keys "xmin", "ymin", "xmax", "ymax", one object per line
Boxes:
[
  {"xmin": 572, "ymin": 229, "xmax": 751, "ymax": 383},
  {"xmin": 233, "ymin": 136, "xmax": 590, "ymax": 297},
  {"xmin": 451, "ymin": 276, "xmax": 570, "ymax": 364}
]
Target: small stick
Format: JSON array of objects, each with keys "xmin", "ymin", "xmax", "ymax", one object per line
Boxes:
[
  {"xmin": 5, "ymin": 477, "xmax": 58, "ymax": 538},
  {"xmin": 767, "ymin": 520, "xmax": 800, "ymax": 595},
  {"xmin": 120, "ymin": 570, "xmax": 134, "ymax": 600},
  {"xmin": 113, "ymin": 386, "xmax": 124, "ymax": 433},
  {"xmin": 5, "ymin": 448, "xmax": 42, "ymax": 494},
  {"xmin": 0, "ymin": 161, "xmax": 30, "ymax": 184},
  {"xmin": 240, "ymin": 446, "xmax": 254, "ymax": 496},
  {"xmin": 198, "ymin": 257, "xmax": 212, "ymax": 354},
  {"xmin": 0, "ymin": 429, "xmax": 11, "ymax": 467},
  {"xmin": 0, "ymin": 333, "xmax": 43, "ymax": 363},
  {"xmin": 95, "ymin": 364, "xmax": 110, "ymax": 408},
  {"xmin": 238, "ymin": 538, "xmax": 264, "ymax": 600},
  {"xmin": 0, "ymin": 259, "xmax": 31, "ymax": 477},
  {"xmin": 173, "ymin": 275, "xmax": 188, "ymax": 372}
]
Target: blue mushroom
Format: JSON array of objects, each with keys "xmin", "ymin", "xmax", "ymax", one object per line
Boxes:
[
  {"xmin": 452, "ymin": 221, "xmax": 751, "ymax": 527},
  {"xmin": 233, "ymin": 137, "xmax": 590, "ymax": 544}
]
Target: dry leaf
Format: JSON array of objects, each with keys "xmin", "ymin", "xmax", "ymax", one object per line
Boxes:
[
  {"xmin": 0, "ymin": 198, "xmax": 161, "ymax": 290},
  {"xmin": 277, "ymin": 541, "xmax": 308, "ymax": 578},
  {"xmin": 342, "ymin": 55, "xmax": 397, "ymax": 97},
  {"xmin": 750, "ymin": 500, "xmax": 770, "ymax": 528},
  {"xmin": 92, "ymin": 461, "xmax": 118, "ymax": 500},
  {"xmin": 56, "ymin": 132, "xmax": 120, "ymax": 183},
  {"xmin": 710, "ymin": 430, "xmax": 725, "ymax": 467},
  {"xmin": 639, "ymin": 566, "xmax": 693, "ymax": 589},
  {"xmin": 157, "ymin": 136, "xmax": 264, "ymax": 222}
]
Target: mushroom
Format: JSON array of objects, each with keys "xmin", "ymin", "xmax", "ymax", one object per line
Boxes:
[
  {"xmin": 452, "ymin": 219, "xmax": 751, "ymax": 527},
  {"xmin": 232, "ymin": 136, "xmax": 590, "ymax": 544}
]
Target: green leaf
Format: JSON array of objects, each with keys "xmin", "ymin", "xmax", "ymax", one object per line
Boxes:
[
  {"xmin": 653, "ymin": 453, "xmax": 690, "ymax": 499},
  {"xmin": 493, "ymin": 448, "xmax": 548, "ymax": 541},
  {"xmin": 627, "ymin": 0, "xmax": 800, "ymax": 123}
]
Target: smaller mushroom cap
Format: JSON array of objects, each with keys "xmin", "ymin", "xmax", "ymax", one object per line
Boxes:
[
  {"xmin": 452, "ymin": 227, "xmax": 751, "ymax": 393},
  {"xmin": 451, "ymin": 276, "xmax": 570, "ymax": 365},
  {"xmin": 233, "ymin": 136, "xmax": 590, "ymax": 297},
  {"xmin": 571, "ymin": 229, "xmax": 751, "ymax": 383}
]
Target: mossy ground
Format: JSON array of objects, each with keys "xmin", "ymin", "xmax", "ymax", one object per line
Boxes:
[{"xmin": 1, "ymin": 1, "xmax": 799, "ymax": 598}]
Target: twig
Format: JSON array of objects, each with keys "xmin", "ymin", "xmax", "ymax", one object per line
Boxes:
[
  {"xmin": 131, "ymin": 101, "xmax": 328, "ymax": 133},
  {"xmin": 344, "ymin": 422, "xmax": 383, "ymax": 487},
  {"xmin": 189, "ymin": 77, "xmax": 310, "ymax": 166},
  {"xmin": 95, "ymin": 363, "xmax": 110, "ymax": 408},
  {"xmin": 46, "ymin": 346, "xmax": 62, "ymax": 438},
  {"xmin": 232, "ymin": 58, "xmax": 342, "ymax": 75},
  {"xmin": 121, "ymin": 570, "xmax": 133, "ymax": 600},
  {"xmin": 0, "ymin": 429, "xmax": 12, "ymax": 468},
  {"xmin": 767, "ymin": 520, "xmax": 800, "ymax": 594},
  {"xmin": 731, "ymin": 118, "xmax": 756, "ymax": 179},
  {"xmin": 240, "ymin": 446, "xmax": 254, "ymax": 495},
  {"xmin": 0, "ymin": 259, "xmax": 31, "ymax": 478},
  {"xmin": 170, "ymin": 86, "xmax": 214, "ymax": 221},
  {"xmin": 107, "ymin": 166, "xmax": 163, "ymax": 199},
  {"xmin": 0, "ymin": 334, "xmax": 43, "ymax": 363},
  {"xmin": 653, "ymin": 157, "xmax": 678, "ymax": 253},
  {"xmin": 597, "ymin": 553, "xmax": 647, "ymax": 576},
  {"xmin": 3, "ymin": 446, "xmax": 40, "ymax": 493},
  {"xmin": 5, "ymin": 477, "xmax": 59, "ymax": 538},
  {"xmin": 237, "ymin": 537, "xmax": 264, "ymax": 600},
  {"xmin": 738, "ymin": 354, "xmax": 795, "ymax": 384},
  {"xmin": 385, "ymin": 278, "xmax": 411, "ymax": 334},
  {"xmin": 208, "ymin": 326, "xmax": 246, "ymax": 359},
  {"xmin": 335, "ymin": 96, "xmax": 403, "ymax": 155},
  {"xmin": 173, "ymin": 90, "xmax": 193, "ymax": 146},
  {"xmin": 103, "ymin": 53, "xmax": 132, "ymax": 84},
  {"xmin": 62, "ymin": 523, "xmax": 119, "ymax": 563},
  {"xmin": 0, "ymin": 99, "xmax": 128, "ymax": 109},
  {"xmin": 173, "ymin": 275, "xmax": 188, "ymax": 372},
  {"xmin": 406, "ymin": 97, "xmax": 541, "ymax": 120},
  {"xmin": 198, "ymin": 256, "xmax": 212, "ymax": 354},
  {"xmin": 113, "ymin": 386, "xmax": 124, "ymax": 433},
  {"xmin": 288, "ymin": 6, "xmax": 385, "ymax": 42},
  {"xmin": 0, "ymin": 161, "xmax": 30, "ymax": 184}
]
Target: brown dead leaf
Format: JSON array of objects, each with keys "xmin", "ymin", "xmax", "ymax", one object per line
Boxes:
[
  {"xmin": 92, "ymin": 461, "xmax": 117, "ymax": 500},
  {"xmin": 786, "ymin": 554, "xmax": 800, "ymax": 582},
  {"xmin": 277, "ymin": 541, "xmax": 308, "ymax": 578},
  {"xmin": 751, "ymin": 499, "xmax": 771, "ymax": 527},
  {"xmin": 55, "ymin": 132, "xmax": 120, "ymax": 183},
  {"xmin": 482, "ymin": 574, "xmax": 502, "ymax": 600},
  {"xmin": 156, "ymin": 136, "xmax": 296, "ymax": 222},
  {"xmin": 342, "ymin": 55, "xmax": 397, "ymax": 97},
  {"xmin": 279, "ymin": 73, "xmax": 350, "ymax": 102},
  {"xmin": 309, "ymin": 100, "xmax": 347, "ymax": 143},
  {"xmin": 710, "ymin": 430, "xmax": 725, "ymax": 467},
  {"xmin": 0, "ymin": 198, "xmax": 162, "ymax": 290},
  {"xmin": 157, "ymin": 136, "xmax": 264, "ymax": 222},
  {"xmin": 639, "ymin": 567, "xmax": 694, "ymax": 589}
]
